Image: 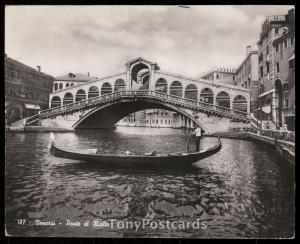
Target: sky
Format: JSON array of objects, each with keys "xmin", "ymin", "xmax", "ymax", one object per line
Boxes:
[{"xmin": 5, "ymin": 5, "xmax": 293, "ymax": 78}]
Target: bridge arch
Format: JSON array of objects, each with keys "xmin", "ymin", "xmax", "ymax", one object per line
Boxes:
[
  {"xmin": 184, "ymin": 84, "xmax": 198, "ymax": 101},
  {"xmin": 88, "ymin": 86, "xmax": 99, "ymax": 98},
  {"xmin": 76, "ymin": 89, "xmax": 86, "ymax": 102},
  {"xmin": 51, "ymin": 96, "xmax": 62, "ymax": 108},
  {"xmin": 155, "ymin": 78, "xmax": 168, "ymax": 93},
  {"xmin": 216, "ymin": 91, "xmax": 230, "ymax": 108},
  {"xmin": 63, "ymin": 92, "xmax": 74, "ymax": 105},
  {"xmin": 200, "ymin": 88, "xmax": 214, "ymax": 104},
  {"xmin": 170, "ymin": 81, "xmax": 183, "ymax": 97},
  {"xmin": 114, "ymin": 79, "xmax": 126, "ymax": 92},
  {"xmin": 232, "ymin": 95, "xmax": 247, "ymax": 112},
  {"xmin": 101, "ymin": 82, "xmax": 113, "ymax": 95},
  {"xmin": 72, "ymin": 99, "xmax": 209, "ymax": 132}
]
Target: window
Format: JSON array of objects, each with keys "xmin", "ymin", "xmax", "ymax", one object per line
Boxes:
[
  {"xmin": 289, "ymin": 59, "xmax": 294, "ymax": 70},
  {"xmin": 275, "ymin": 44, "xmax": 280, "ymax": 53},
  {"xmin": 290, "ymin": 37, "xmax": 294, "ymax": 46},
  {"xmin": 260, "ymin": 66, "xmax": 263, "ymax": 77},
  {"xmin": 233, "ymin": 76, "xmax": 235, "ymax": 81},
  {"xmin": 266, "ymin": 45, "xmax": 269, "ymax": 55},
  {"xmin": 266, "ymin": 61, "xmax": 270, "ymax": 74},
  {"xmin": 283, "ymin": 40, "xmax": 288, "ymax": 49},
  {"xmin": 276, "ymin": 62, "xmax": 280, "ymax": 74},
  {"xmin": 216, "ymin": 74, "xmax": 219, "ymax": 79},
  {"xmin": 284, "ymin": 99, "xmax": 289, "ymax": 108},
  {"xmin": 275, "ymin": 28, "xmax": 279, "ymax": 34}
]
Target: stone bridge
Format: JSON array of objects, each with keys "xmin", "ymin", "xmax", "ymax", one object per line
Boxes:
[{"xmin": 23, "ymin": 57, "xmax": 251, "ymax": 133}]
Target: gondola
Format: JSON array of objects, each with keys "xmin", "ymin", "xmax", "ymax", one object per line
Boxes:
[{"xmin": 50, "ymin": 138, "xmax": 222, "ymax": 168}]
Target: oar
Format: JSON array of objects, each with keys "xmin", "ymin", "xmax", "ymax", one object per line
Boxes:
[{"xmin": 186, "ymin": 130, "xmax": 192, "ymax": 153}]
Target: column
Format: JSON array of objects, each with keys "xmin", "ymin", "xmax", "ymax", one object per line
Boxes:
[
  {"xmin": 126, "ymin": 65, "xmax": 131, "ymax": 90},
  {"xmin": 150, "ymin": 64, "xmax": 156, "ymax": 91}
]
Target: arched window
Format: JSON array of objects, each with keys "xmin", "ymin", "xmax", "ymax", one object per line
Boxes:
[
  {"xmin": 170, "ymin": 81, "xmax": 183, "ymax": 97},
  {"xmin": 114, "ymin": 79, "xmax": 126, "ymax": 92},
  {"xmin": 88, "ymin": 86, "xmax": 99, "ymax": 98},
  {"xmin": 232, "ymin": 95, "xmax": 247, "ymax": 112},
  {"xmin": 101, "ymin": 82, "xmax": 112, "ymax": 95},
  {"xmin": 216, "ymin": 91, "xmax": 230, "ymax": 108},
  {"xmin": 155, "ymin": 78, "xmax": 168, "ymax": 94},
  {"xmin": 54, "ymin": 83, "xmax": 58, "ymax": 90},
  {"xmin": 66, "ymin": 83, "xmax": 70, "ymax": 88},
  {"xmin": 200, "ymin": 88, "xmax": 214, "ymax": 104},
  {"xmin": 71, "ymin": 83, "xmax": 74, "ymax": 86},
  {"xmin": 75, "ymin": 89, "xmax": 86, "ymax": 102},
  {"xmin": 63, "ymin": 93, "xmax": 73, "ymax": 105},
  {"xmin": 59, "ymin": 83, "xmax": 63, "ymax": 89},
  {"xmin": 184, "ymin": 84, "xmax": 198, "ymax": 101},
  {"xmin": 51, "ymin": 96, "xmax": 61, "ymax": 108}
]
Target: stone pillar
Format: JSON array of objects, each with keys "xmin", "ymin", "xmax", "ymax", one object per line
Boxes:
[
  {"xmin": 230, "ymin": 95, "xmax": 233, "ymax": 110},
  {"xmin": 126, "ymin": 65, "xmax": 131, "ymax": 90},
  {"xmin": 150, "ymin": 64, "xmax": 156, "ymax": 91},
  {"xmin": 247, "ymin": 97, "xmax": 251, "ymax": 113}
]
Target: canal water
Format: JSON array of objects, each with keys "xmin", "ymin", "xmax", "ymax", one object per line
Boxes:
[{"xmin": 5, "ymin": 127, "xmax": 294, "ymax": 238}]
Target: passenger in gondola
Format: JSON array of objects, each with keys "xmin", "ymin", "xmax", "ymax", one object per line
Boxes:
[
  {"xmin": 193, "ymin": 127, "xmax": 202, "ymax": 152},
  {"xmin": 124, "ymin": 150, "xmax": 132, "ymax": 155}
]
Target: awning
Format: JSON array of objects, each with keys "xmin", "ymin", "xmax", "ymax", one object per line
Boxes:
[
  {"xmin": 259, "ymin": 89, "xmax": 275, "ymax": 98},
  {"xmin": 262, "ymin": 105, "xmax": 271, "ymax": 113},
  {"xmin": 25, "ymin": 104, "xmax": 41, "ymax": 110},
  {"xmin": 288, "ymin": 54, "xmax": 295, "ymax": 61}
]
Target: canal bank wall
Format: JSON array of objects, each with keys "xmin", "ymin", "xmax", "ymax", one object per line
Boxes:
[
  {"xmin": 6, "ymin": 126, "xmax": 74, "ymax": 132},
  {"xmin": 208, "ymin": 132, "xmax": 295, "ymax": 166}
]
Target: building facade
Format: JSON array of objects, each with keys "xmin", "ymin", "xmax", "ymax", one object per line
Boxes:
[
  {"xmin": 255, "ymin": 8, "xmax": 295, "ymax": 130},
  {"xmin": 53, "ymin": 73, "xmax": 98, "ymax": 91},
  {"xmin": 117, "ymin": 109, "xmax": 190, "ymax": 128},
  {"xmin": 200, "ymin": 67, "xmax": 237, "ymax": 85},
  {"xmin": 5, "ymin": 54, "xmax": 54, "ymax": 125},
  {"xmin": 235, "ymin": 46, "xmax": 259, "ymax": 111},
  {"xmin": 272, "ymin": 23, "xmax": 295, "ymax": 130}
]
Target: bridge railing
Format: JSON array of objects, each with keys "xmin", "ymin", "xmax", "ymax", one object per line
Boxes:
[{"xmin": 37, "ymin": 90, "xmax": 250, "ymax": 120}]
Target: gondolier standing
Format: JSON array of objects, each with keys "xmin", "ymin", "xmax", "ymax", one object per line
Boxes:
[{"xmin": 193, "ymin": 127, "xmax": 202, "ymax": 152}]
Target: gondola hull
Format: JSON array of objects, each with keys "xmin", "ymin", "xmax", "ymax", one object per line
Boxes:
[{"xmin": 50, "ymin": 138, "xmax": 222, "ymax": 168}]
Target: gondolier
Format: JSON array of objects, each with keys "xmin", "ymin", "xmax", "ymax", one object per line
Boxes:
[{"xmin": 193, "ymin": 127, "xmax": 202, "ymax": 152}]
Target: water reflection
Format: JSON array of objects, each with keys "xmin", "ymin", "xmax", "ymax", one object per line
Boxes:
[{"xmin": 5, "ymin": 127, "xmax": 294, "ymax": 238}]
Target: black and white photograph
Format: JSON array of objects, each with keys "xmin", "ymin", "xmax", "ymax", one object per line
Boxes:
[{"xmin": 5, "ymin": 5, "xmax": 295, "ymax": 238}]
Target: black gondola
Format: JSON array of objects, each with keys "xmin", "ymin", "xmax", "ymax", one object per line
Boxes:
[{"xmin": 50, "ymin": 137, "xmax": 222, "ymax": 168}]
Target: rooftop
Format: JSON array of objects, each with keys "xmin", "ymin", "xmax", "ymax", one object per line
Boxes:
[
  {"xmin": 5, "ymin": 55, "xmax": 54, "ymax": 79},
  {"xmin": 55, "ymin": 73, "xmax": 98, "ymax": 82}
]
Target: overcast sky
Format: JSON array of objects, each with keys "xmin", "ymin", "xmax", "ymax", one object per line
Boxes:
[{"xmin": 5, "ymin": 5, "xmax": 293, "ymax": 78}]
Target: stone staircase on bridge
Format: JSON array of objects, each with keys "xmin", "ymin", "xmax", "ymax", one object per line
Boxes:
[{"xmin": 13, "ymin": 90, "xmax": 251, "ymax": 128}]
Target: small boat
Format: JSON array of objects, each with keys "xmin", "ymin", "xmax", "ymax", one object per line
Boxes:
[{"xmin": 50, "ymin": 138, "xmax": 222, "ymax": 168}]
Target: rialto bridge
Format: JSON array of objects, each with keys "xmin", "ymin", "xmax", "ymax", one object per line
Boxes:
[{"xmin": 22, "ymin": 57, "xmax": 251, "ymax": 133}]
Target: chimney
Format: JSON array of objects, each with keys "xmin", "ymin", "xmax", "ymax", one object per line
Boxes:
[
  {"xmin": 87, "ymin": 72, "xmax": 90, "ymax": 77},
  {"xmin": 37, "ymin": 65, "xmax": 41, "ymax": 72},
  {"xmin": 246, "ymin": 45, "xmax": 252, "ymax": 56}
]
